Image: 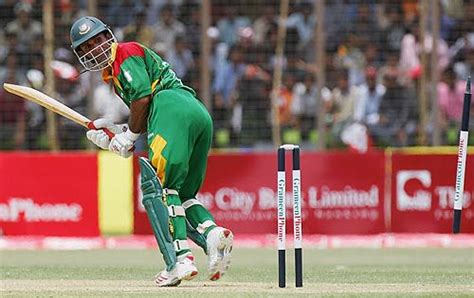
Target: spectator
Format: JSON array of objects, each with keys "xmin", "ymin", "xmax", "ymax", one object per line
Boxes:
[
  {"xmin": 60, "ymin": 0, "xmax": 87, "ymax": 26},
  {"xmin": 399, "ymin": 22, "xmax": 450, "ymax": 85},
  {"xmin": 454, "ymin": 46, "xmax": 474, "ymax": 80},
  {"xmin": 212, "ymin": 45, "xmax": 246, "ymax": 142},
  {"xmin": 448, "ymin": 0, "xmax": 474, "ymax": 58},
  {"xmin": 0, "ymin": 31, "xmax": 17, "ymax": 82},
  {"xmin": 441, "ymin": 0, "xmax": 464, "ymax": 22},
  {"xmin": 438, "ymin": 1, "xmax": 462, "ymax": 44},
  {"xmin": 234, "ymin": 27, "xmax": 259, "ymax": 65},
  {"xmin": 325, "ymin": 0, "xmax": 358, "ymax": 51},
  {"xmin": 401, "ymin": 0, "xmax": 419, "ymax": 24},
  {"xmin": 352, "ymin": 3, "xmax": 380, "ymax": 48},
  {"xmin": 379, "ymin": 50, "xmax": 402, "ymax": 85},
  {"xmin": 104, "ymin": 0, "xmax": 144, "ymax": 29},
  {"xmin": 287, "ymin": 1, "xmax": 316, "ymax": 51},
  {"xmin": 253, "ymin": 4, "xmax": 276, "ymax": 45},
  {"xmin": 364, "ymin": 43, "xmax": 383, "ymax": 68},
  {"xmin": 4, "ymin": 3, "xmax": 42, "ymax": 71},
  {"xmin": 0, "ymin": 71, "xmax": 25, "ymax": 150},
  {"xmin": 275, "ymin": 72, "xmax": 302, "ymax": 145},
  {"xmin": 359, "ymin": 66, "xmax": 386, "ymax": 125},
  {"xmin": 446, "ymin": 0, "xmax": 474, "ymax": 48},
  {"xmin": 0, "ymin": 1, "xmax": 16, "ymax": 28},
  {"xmin": 437, "ymin": 66, "xmax": 466, "ymax": 143},
  {"xmin": 50, "ymin": 60, "xmax": 87, "ymax": 149},
  {"xmin": 291, "ymin": 72, "xmax": 318, "ymax": 141},
  {"xmin": 181, "ymin": 2, "xmax": 201, "ymax": 56},
  {"xmin": 379, "ymin": 3, "xmax": 406, "ymax": 53},
  {"xmin": 216, "ymin": 6, "xmax": 251, "ymax": 46},
  {"xmin": 450, "ymin": 31, "xmax": 474, "ymax": 64},
  {"xmin": 122, "ymin": 9, "xmax": 155, "ymax": 47},
  {"xmin": 24, "ymin": 69, "xmax": 45, "ymax": 150},
  {"xmin": 324, "ymin": 52, "xmax": 340, "ymax": 90},
  {"xmin": 367, "ymin": 71, "xmax": 413, "ymax": 147},
  {"xmin": 285, "ymin": 27, "xmax": 301, "ymax": 58},
  {"xmin": 53, "ymin": 25, "xmax": 79, "ymax": 68},
  {"xmin": 334, "ymin": 32, "xmax": 367, "ymax": 87},
  {"xmin": 207, "ymin": 26, "xmax": 228, "ymax": 76},
  {"xmin": 323, "ymin": 69, "xmax": 363, "ymax": 140},
  {"xmin": 166, "ymin": 35, "xmax": 194, "ymax": 79},
  {"xmin": 152, "ymin": 4, "xmax": 185, "ymax": 56},
  {"xmin": 145, "ymin": 0, "xmax": 182, "ymax": 26},
  {"xmin": 236, "ymin": 64, "xmax": 272, "ymax": 146},
  {"xmin": 277, "ymin": 72, "xmax": 298, "ymax": 129}
]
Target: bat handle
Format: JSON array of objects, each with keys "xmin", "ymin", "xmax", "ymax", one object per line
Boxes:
[
  {"xmin": 102, "ymin": 128, "xmax": 116, "ymax": 139},
  {"xmin": 87, "ymin": 122, "xmax": 116, "ymax": 139},
  {"xmin": 87, "ymin": 122, "xmax": 136, "ymax": 152}
]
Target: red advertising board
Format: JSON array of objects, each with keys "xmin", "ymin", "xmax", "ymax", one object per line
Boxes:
[
  {"xmin": 1, "ymin": 150, "xmax": 472, "ymax": 237},
  {"xmin": 391, "ymin": 153, "xmax": 474, "ymax": 233},
  {"xmin": 0, "ymin": 152, "xmax": 99, "ymax": 236},
  {"xmin": 134, "ymin": 151, "xmax": 387, "ymax": 235}
]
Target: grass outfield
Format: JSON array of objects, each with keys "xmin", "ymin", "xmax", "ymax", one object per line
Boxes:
[{"xmin": 1, "ymin": 248, "xmax": 473, "ymax": 297}]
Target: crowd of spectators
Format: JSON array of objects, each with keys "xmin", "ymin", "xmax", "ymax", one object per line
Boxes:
[{"xmin": 0, "ymin": 0, "xmax": 473, "ymax": 151}]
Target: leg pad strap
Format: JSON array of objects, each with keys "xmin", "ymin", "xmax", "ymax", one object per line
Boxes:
[
  {"xmin": 174, "ymin": 239, "xmax": 189, "ymax": 252},
  {"xmin": 182, "ymin": 198, "xmax": 204, "ymax": 209},
  {"xmin": 197, "ymin": 220, "xmax": 216, "ymax": 234},
  {"xmin": 168, "ymin": 205, "xmax": 185, "ymax": 217}
]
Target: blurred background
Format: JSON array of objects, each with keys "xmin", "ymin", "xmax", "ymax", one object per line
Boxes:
[{"xmin": 1, "ymin": 0, "xmax": 473, "ymax": 152}]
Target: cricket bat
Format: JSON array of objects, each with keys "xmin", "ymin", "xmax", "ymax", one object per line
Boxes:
[{"xmin": 3, "ymin": 83, "xmax": 115, "ymax": 139}]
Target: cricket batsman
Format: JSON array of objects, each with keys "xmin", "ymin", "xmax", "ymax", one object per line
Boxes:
[{"xmin": 69, "ymin": 16, "xmax": 233, "ymax": 286}]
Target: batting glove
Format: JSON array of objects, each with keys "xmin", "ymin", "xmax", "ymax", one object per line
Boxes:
[
  {"xmin": 109, "ymin": 129, "xmax": 140, "ymax": 158},
  {"xmin": 86, "ymin": 118, "xmax": 128, "ymax": 150}
]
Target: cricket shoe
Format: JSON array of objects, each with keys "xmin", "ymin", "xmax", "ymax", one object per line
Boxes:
[
  {"xmin": 206, "ymin": 227, "xmax": 234, "ymax": 281},
  {"xmin": 154, "ymin": 253, "xmax": 198, "ymax": 287}
]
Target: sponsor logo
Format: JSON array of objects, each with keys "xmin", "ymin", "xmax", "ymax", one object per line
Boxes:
[
  {"xmin": 395, "ymin": 169, "xmax": 473, "ymax": 220},
  {"xmin": 193, "ymin": 185, "xmax": 380, "ymax": 221},
  {"xmin": 213, "ymin": 187, "xmax": 256, "ymax": 215},
  {"xmin": 436, "ymin": 186, "xmax": 471, "ymax": 209},
  {"xmin": 78, "ymin": 23, "xmax": 91, "ymax": 35},
  {"xmin": 0, "ymin": 198, "xmax": 82, "ymax": 222},
  {"xmin": 396, "ymin": 170, "xmax": 432, "ymax": 211},
  {"xmin": 433, "ymin": 186, "xmax": 473, "ymax": 220},
  {"xmin": 307, "ymin": 185, "xmax": 379, "ymax": 208},
  {"xmin": 454, "ymin": 133, "xmax": 467, "ymax": 206}
]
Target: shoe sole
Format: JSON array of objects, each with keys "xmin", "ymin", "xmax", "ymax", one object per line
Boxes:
[
  {"xmin": 209, "ymin": 229, "xmax": 233, "ymax": 281},
  {"xmin": 180, "ymin": 269, "xmax": 198, "ymax": 281},
  {"xmin": 155, "ymin": 260, "xmax": 198, "ymax": 286},
  {"xmin": 155, "ymin": 276, "xmax": 181, "ymax": 287},
  {"xmin": 165, "ymin": 279, "xmax": 181, "ymax": 287},
  {"xmin": 155, "ymin": 269, "xmax": 197, "ymax": 286}
]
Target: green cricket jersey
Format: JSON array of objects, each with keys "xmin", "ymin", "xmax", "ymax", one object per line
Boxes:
[
  {"xmin": 102, "ymin": 42, "xmax": 195, "ymax": 106},
  {"xmin": 102, "ymin": 42, "xmax": 212, "ymax": 198}
]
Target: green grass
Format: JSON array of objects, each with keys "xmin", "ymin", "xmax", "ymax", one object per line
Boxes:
[{"xmin": 1, "ymin": 248, "xmax": 473, "ymax": 297}]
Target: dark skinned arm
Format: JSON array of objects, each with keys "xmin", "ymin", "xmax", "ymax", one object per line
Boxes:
[{"xmin": 128, "ymin": 95, "xmax": 151, "ymax": 134}]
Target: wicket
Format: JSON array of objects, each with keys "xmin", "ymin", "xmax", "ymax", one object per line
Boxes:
[
  {"xmin": 277, "ymin": 144, "xmax": 303, "ymax": 288},
  {"xmin": 453, "ymin": 77, "xmax": 471, "ymax": 234}
]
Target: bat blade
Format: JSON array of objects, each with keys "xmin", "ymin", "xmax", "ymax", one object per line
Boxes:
[{"xmin": 3, "ymin": 83, "xmax": 91, "ymax": 128}]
